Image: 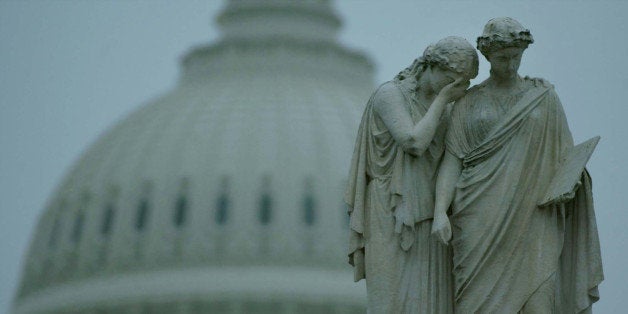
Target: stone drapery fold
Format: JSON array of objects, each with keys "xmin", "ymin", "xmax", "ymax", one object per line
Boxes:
[
  {"xmin": 345, "ymin": 80, "xmax": 445, "ymax": 281},
  {"xmin": 445, "ymin": 79, "xmax": 603, "ymax": 313}
]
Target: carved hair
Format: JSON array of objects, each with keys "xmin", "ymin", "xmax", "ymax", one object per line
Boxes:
[
  {"xmin": 395, "ymin": 36, "xmax": 479, "ymax": 82},
  {"xmin": 477, "ymin": 17, "xmax": 534, "ymax": 59}
]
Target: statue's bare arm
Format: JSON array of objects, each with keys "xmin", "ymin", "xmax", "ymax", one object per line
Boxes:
[
  {"xmin": 432, "ymin": 150, "xmax": 462, "ymax": 245},
  {"xmin": 373, "ymin": 80, "xmax": 466, "ymax": 157}
]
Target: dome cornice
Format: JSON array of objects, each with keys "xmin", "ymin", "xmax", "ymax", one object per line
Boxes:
[
  {"xmin": 217, "ymin": 3, "xmax": 341, "ymax": 30},
  {"xmin": 216, "ymin": 1, "xmax": 341, "ymax": 42},
  {"xmin": 180, "ymin": 38, "xmax": 373, "ymax": 81}
]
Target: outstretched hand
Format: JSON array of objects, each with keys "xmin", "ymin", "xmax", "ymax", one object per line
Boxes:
[
  {"xmin": 437, "ymin": 77, "xmax": 470, "ymax": 104},
  {"xmin": 431, "ymin": 212, "xmax": 452, "ymax": 245}
]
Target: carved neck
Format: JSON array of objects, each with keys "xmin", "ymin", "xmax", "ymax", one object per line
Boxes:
[{"xmin": 487, "ymin": 73, "xmax": 523, "ymax": 90}]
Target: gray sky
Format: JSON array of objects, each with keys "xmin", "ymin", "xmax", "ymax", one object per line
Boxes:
[{"xmin": 1, "ymin": 1, "xmax": 626, "ymax": 312}]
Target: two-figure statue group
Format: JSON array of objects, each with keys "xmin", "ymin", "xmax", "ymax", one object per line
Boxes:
[{"xmin": 345, "ymin": 17, "xmax": 603, "ymax": 314}]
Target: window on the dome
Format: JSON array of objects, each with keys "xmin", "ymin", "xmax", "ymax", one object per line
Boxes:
[
  {"xmin": 215, "ymin": 176, "xmax": 230, "ymax": 226},
  {"xmin": 48, "ymin": 200, "xmax": 66, "ymax": 248},
  {"xmin": 303, "ymin": 194, "xmax": 316, "ymax": 226},
  {"xmin": 135, "ymin": 181, "xmax": 153, "ymax": 232},
  {"xmin": 340, "ymin": 179, "xmax": 350, "ymax": 229},
  {"xmin": 135, "ymin": 198, "xmax": 149, "ymax": 231},
  {"xmin": 48, "ymin": 215, "xmax": 61, "ymax": 248},
  {"xmin": 174, "ymin": 195, "xmax": 188, "ymax": 227},
  {"xmin": 259, "ymin": 193, "xmax": 272, "ymax": 225},
  {"xmin": 215, "ymin": 193, "xmax": 229, "ymax": 225},
  {"xmin": 71, "ymin": 211, "xmax": 85, "ymax": 243},
  {"xmin": 101, "ymin": 203, "xmax": 115, "ymax": 236}
]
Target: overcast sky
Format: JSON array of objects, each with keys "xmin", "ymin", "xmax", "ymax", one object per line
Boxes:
[{"xmin": 1, "ymin": 1, "xmax": 627, "ymax": 312}]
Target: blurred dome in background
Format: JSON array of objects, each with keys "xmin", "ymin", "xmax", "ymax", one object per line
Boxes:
[{"xmin": 13, "ymin": 0, "xmax": 374, "ymax": 313}]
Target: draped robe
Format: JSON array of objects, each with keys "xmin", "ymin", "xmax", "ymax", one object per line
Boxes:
[
  {"xmin": 345, "ymin": 79, "xmax": 453, "ymax": 313},
  {"xmin": 446, "ymin": 78, "xmax": 603, "ymax": 313}
]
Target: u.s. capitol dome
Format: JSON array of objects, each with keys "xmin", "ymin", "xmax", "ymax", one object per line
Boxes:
[{"xmin": 13, "ymin": 1, "xmax": 374, "ymax": 313}]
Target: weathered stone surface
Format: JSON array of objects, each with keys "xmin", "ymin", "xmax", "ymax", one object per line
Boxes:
[
  {"xmin": 349, "ymin": 17, "xmax": 604, "ymax": 314},
  {"xmin": 432, "ymin": 17, "xmax": 604, "ymax": 313},
  {"xmin": 346, "ymin": 36, "xmax": 478, "ymax": 313}
]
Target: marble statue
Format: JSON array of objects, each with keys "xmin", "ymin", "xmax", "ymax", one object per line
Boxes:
[
  {"xmin": 345, "ymin": 36, "xmax": 479, "ymax": 313},
  {"xmin": 432, "ymin": 17, "xmax": 604, "ymax": 313}
]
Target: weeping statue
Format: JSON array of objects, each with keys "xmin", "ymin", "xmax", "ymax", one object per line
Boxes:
[
  {"xmin": 345, "ymin": 36, "xmax": 479, "ymax": 313},
  {"xmin": 346, "ymin": 18, "xmax": 604, "ymax": 314}
]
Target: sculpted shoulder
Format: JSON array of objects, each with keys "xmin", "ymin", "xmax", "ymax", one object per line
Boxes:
[
  {"xmin": 454, "ymin": 83, "xmax": 483, "ymax": 107},
  {"xmin": 522, "ymin": 76, "xmax": 554, "ymax": 90},
  {"xmin": 374, "ymin": 81, "xmax": 399, "ymax": 96},
  {"xmin": 371, "ymin": 81, "xmax": 406, "ymax": 113},
  {"xmin": 520, "ymin": 76, "xmax": 563, "ymax": 105},
  {"xmin": 374, "ymin": 81, "xmax": 405, "ymax": 98},
  {"xmin": 456, "ymin": 77, "xmax": 556, "ymax": 105}
]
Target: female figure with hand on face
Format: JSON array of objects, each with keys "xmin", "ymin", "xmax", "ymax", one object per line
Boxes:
[{"xmin": 345, "ymin": 36, "xmax": 478, "ymax": 313}]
